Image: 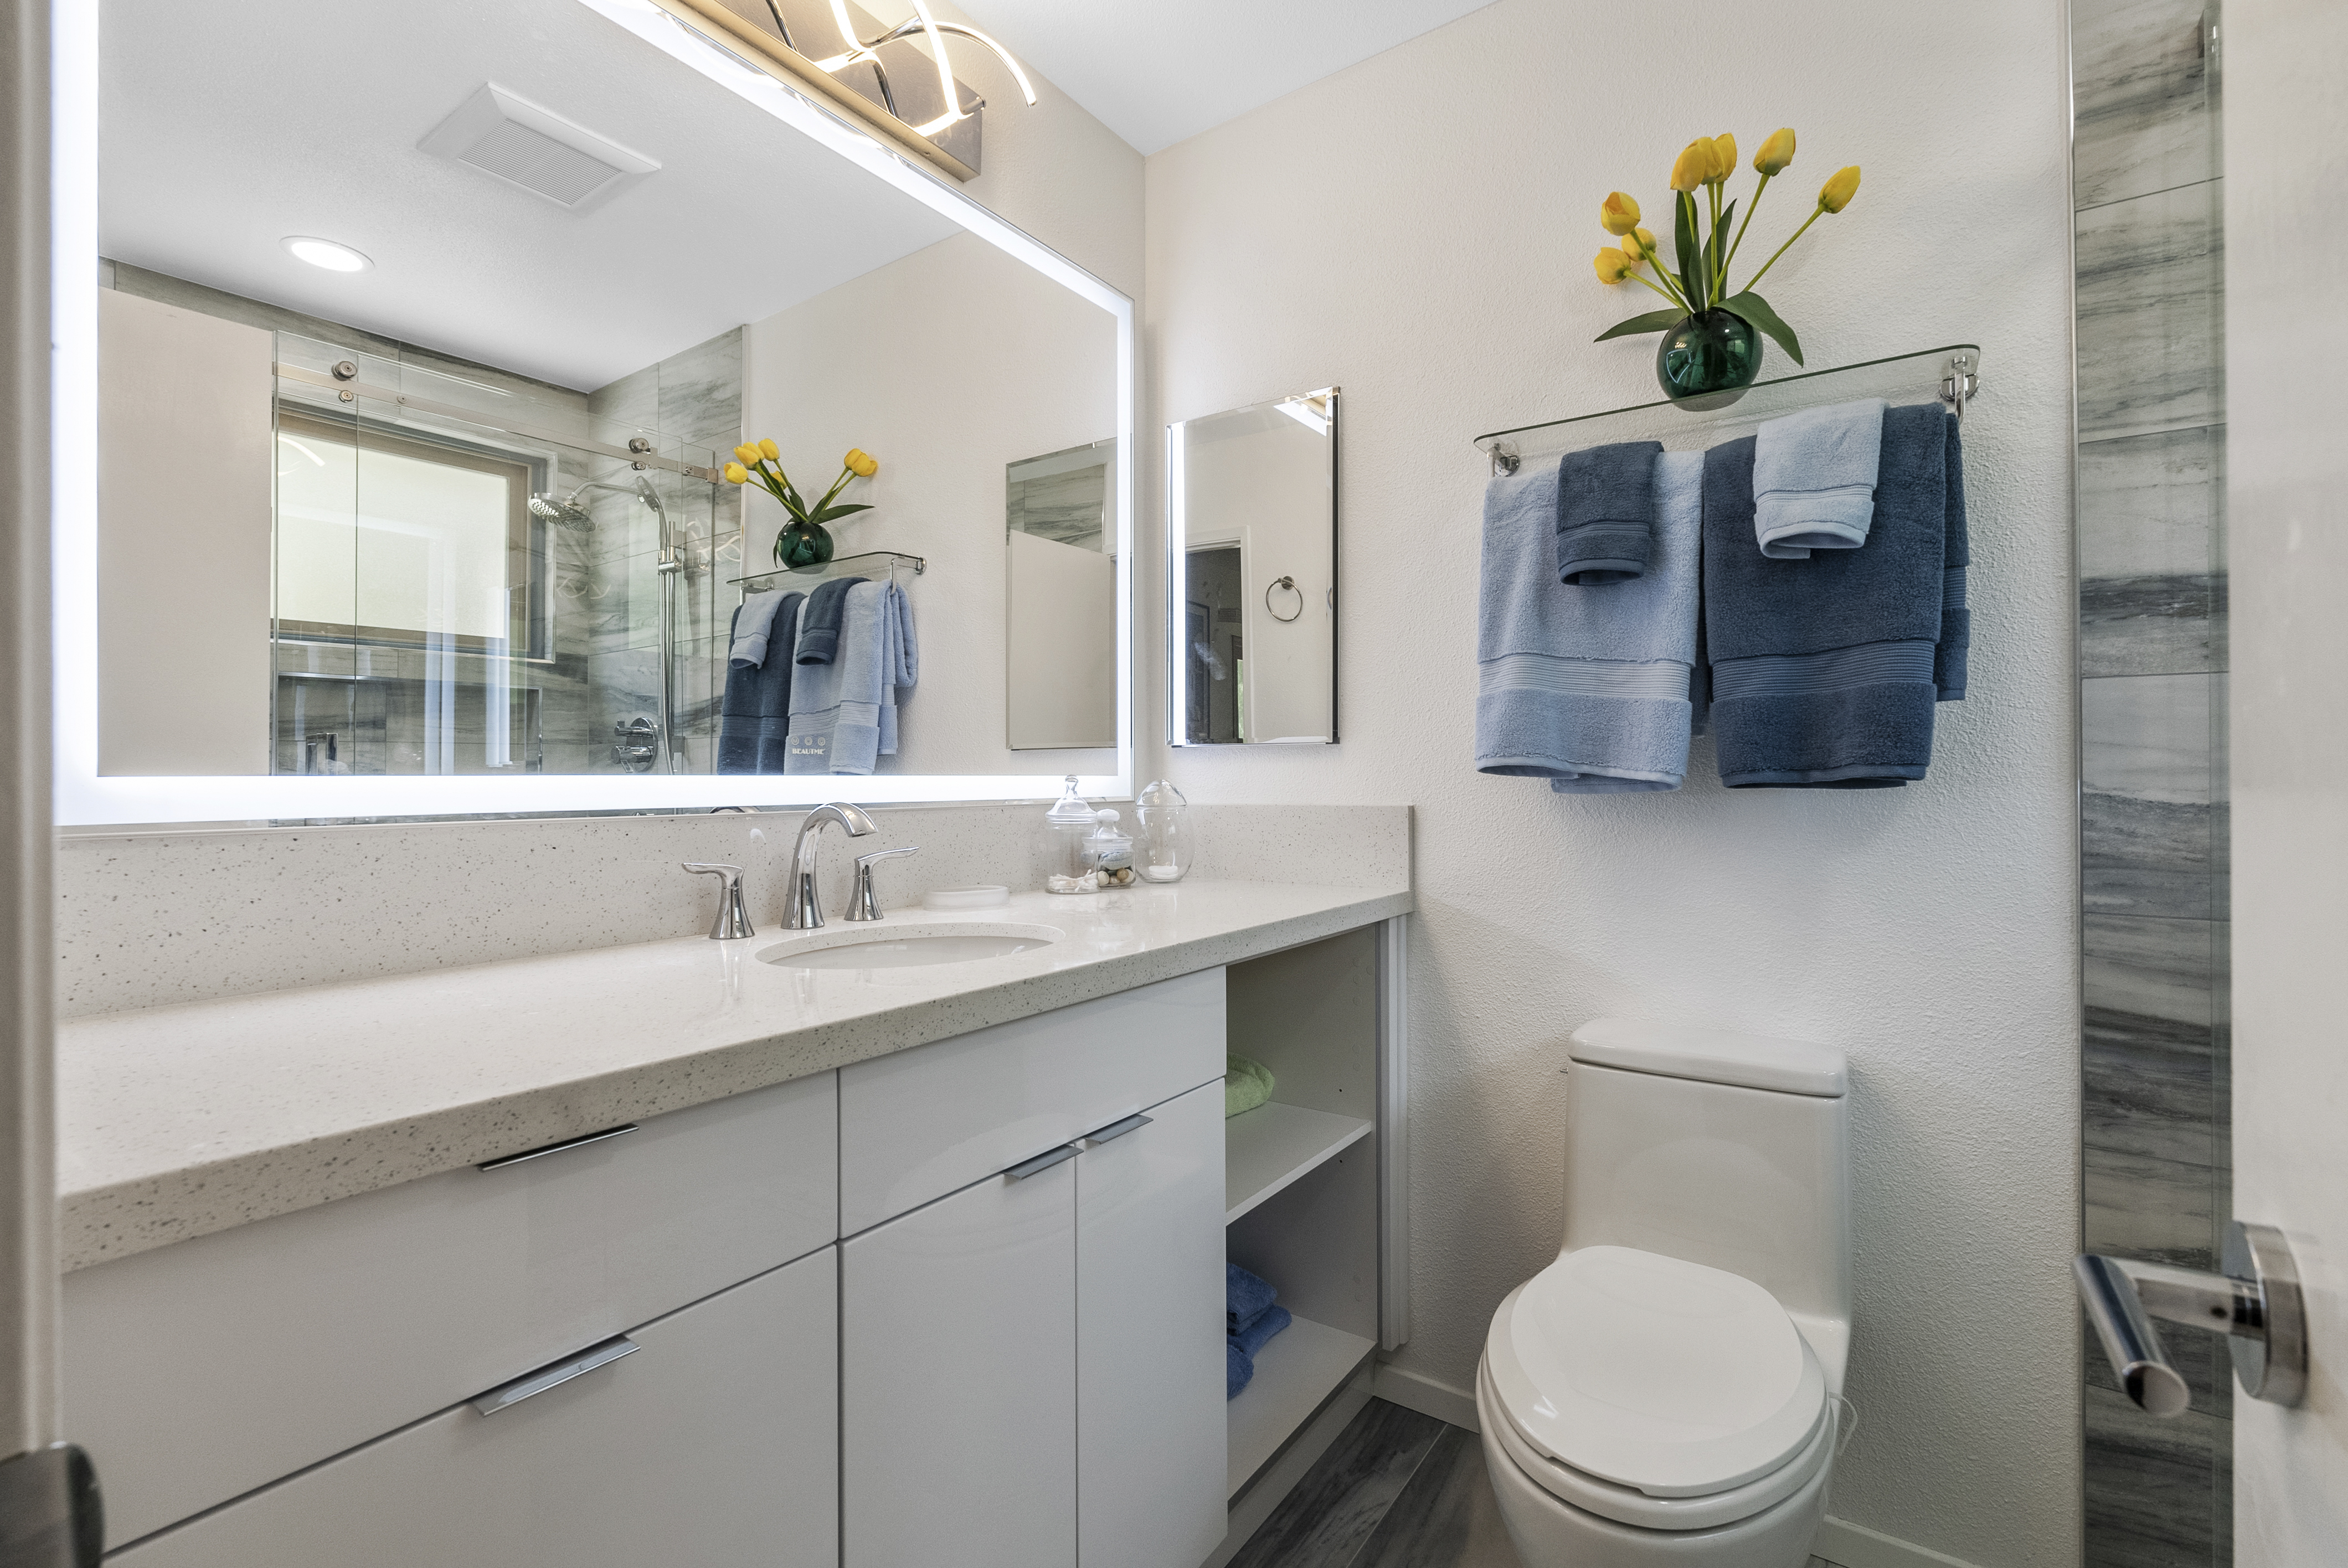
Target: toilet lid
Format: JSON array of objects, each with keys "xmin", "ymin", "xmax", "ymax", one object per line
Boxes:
[{"xmin": 1485, "ymin": 1246, "xmax": 1826, "ymax": 1498}]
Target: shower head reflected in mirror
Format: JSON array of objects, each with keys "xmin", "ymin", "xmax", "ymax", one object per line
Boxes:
[{"xmin": 528, "ymin": 473, "xmax": 668, "ymax": 533}]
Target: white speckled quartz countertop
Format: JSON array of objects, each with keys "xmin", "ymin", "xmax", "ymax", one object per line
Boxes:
[{"xmin": 60, "ymin": 879, "xmax": 1410, "ymax": 1271}]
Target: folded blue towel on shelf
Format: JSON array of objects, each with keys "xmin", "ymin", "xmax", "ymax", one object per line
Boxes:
[
  {"xmin": 1935, "ymin": 414, "xmax": 1970, "ymax": 702},
  {"xmin": 1227, "ymin": 1263, "xmax": 1277, "ymax": 1335},
  {"xmin": 1232, "ymin": 1302, "xmax": 1293, "ymax": 1360},
  {"xmin": 1476, "ymin": 451, "xmax": 1704, "ymax": 792},
  {"xmin": 1752, "ymin": 398, "xmax": 1886, "ymax": 559},
  {"xmin": 1704, "ymin": 403, "xmax": 1952, "ymax": 787},
  {"xmin": 728, "ymin": 588, "xmax": 789, "ymax": 668},
  {"xmin": 1556, "ymin": 440, "xmax": 1663, "ymax": 584},
  {"xmin": 795, "ymin": 576, "xmax": 867, "ymax": 666},
  {"xmin": 786, "ymin": 581, "xmax": 889, "ymax": 775},
  {"xmin": 765, "ymin": 591, "xmax": 821, "ymax": 775},
  {"xmin": 1227, "ymin": 1339, "xmax": 1253, "ymax": 1400}
]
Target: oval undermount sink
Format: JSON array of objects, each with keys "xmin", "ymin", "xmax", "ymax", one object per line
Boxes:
[{"xmin": 756, "ymin": 922, "xmax": 1062, "ymax": 972}]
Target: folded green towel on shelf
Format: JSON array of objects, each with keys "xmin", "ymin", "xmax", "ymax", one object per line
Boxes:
[{"xmin": 1225, "ymin": 1054, "xmax": 1275, "ymax": 1118}]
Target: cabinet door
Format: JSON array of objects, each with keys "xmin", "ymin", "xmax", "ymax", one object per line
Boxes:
[
  {"xmin": 842, "ymin": 1157, "xmax": 1076, "ymax": 1568},
  {"xmin": 111, "ymin": 1248, "xmax": 838, "ymax": 1568},
  {"xmin": 1077, "ymin": 1082, "xmax": 1228, "ymax": 1568}
]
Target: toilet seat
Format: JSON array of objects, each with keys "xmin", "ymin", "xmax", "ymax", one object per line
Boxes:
[{"xmin": 1482, "ymin": 1247, "xmax": 1828, "ymax": 1515}]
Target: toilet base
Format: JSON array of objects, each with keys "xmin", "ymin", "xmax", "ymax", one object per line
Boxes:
[{"xmin": 1477, "ymin": 1395, "xmax": 1828, "ymax": 1568}]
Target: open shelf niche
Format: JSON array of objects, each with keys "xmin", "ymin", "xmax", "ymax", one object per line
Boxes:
[{"xmin": 1218, "ymin": 922, "xmax": 1391, "ymax": 1546}]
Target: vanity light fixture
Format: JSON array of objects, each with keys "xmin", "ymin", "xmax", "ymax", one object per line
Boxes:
[
  {"xmin": 811, "ymin": 0, "xmax": 1036, "ymax": 135},
  {"xmin": 281, "ymin": 236, "xmax": 372, "ymax": 274}
]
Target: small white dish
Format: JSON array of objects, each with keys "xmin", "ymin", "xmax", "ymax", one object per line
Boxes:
[{"xmin": 921, "ymin": 884, "xmax": 1010, "ymax": 911}]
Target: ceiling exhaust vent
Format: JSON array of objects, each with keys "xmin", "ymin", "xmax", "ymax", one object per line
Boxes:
[{"xmin": 419, "ymin": 83, "xmax": 659, "ymax": 212}]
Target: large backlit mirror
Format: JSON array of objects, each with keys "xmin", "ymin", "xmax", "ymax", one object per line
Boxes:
[
  {"xmin": 1167, "ymin": 390, "xmax": 1337, "ymax": 745},
  {"xmin": 61, "ymin": 0, "xmax": 1131, "ymax": 824}
]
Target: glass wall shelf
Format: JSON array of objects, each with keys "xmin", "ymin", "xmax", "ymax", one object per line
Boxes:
[
  {"xmin": 1473, "ymin": 344, "xmax": 1981, "ymax": 472},
  {"xmin": 728, "ymin": 549, "xmax": 926, "ymax": 588}
]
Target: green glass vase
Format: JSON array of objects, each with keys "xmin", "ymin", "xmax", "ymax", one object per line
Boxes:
[
  {"xmin": 1655, "ymin": 310, "xmax": 1763, "ymax": 409},
  {"xmin": 775, "ymin": 522, "xmax": 836, "ymax": 570}
]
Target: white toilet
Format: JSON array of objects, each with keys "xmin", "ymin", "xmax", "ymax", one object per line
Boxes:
[{"xmin": 1478, "ymin": 1018, "xmax": 1851, "ymax": 1568}]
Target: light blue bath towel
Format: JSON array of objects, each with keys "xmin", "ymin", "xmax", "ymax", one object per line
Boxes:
[
  {"xmin": 785, "ymin": 581, "xmax": 888, "ymax": 775},
  {"xmin": 1752, "ymin": 397, "xmax": 1886, "ymax": 558},
  {"xmin": 1475, "ymin": 450, "xmax": 1703, "ymax": 792},
  {"xmin": 728, "ymin": 587, "xmax": 789, "ymax": 668},
  {"xmin": 878, "ymin": 581, "xmax": 918, "ymax": 759}
]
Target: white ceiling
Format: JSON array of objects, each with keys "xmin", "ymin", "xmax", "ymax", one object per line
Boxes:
[
  {"xmin": 100, "ymin": 0, "xmax": 960, "ymax": 389},
  {"xmin": 956, "ymin": 0, "xmax": 1496, "ymax": 154}
]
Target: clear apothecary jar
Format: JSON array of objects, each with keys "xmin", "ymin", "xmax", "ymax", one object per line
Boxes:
[{"xmin": 1135, "ymin": 779, "xmax": 1194, "ymax": 883}]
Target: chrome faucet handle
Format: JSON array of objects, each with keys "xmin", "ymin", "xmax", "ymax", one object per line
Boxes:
[
  {"xmin": 680, "ymin": 863, "xmax": 755, "ymax": 941},
  {"xmin": 845, "ymin": 846, "xmax": 920, "ymax": 922},
  {"xmin": 2075, "ymin": 1220, "xmax": 2305, "ymax": 1418},
  {"xmin": 784, "ymin": 802, "xmax": 882, "ymax": 931}
]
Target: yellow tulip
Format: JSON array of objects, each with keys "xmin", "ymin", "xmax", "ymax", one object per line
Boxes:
[
  {"xmin": 845, "ymin": 448, "xmax": 878, "ymax": 478},
  {"xmin": 1754, "ymin": 127, "xmax": 1795, "ymax": 176},
  {"xmin": 733, "ymin": 442, "xmax": 760, "ymax": 467},
  {"xmin": 1593, "ymin": 248, "xmax": 1636, "ymax": 285},
  {"xmin": 1819, "ymin": 164, "xmax": 1861, "ymax": 213},
  {"xmin": 1621, "ymin": 226, "xmax": 1659, "ymax": 262},
  {"xmin": 723, "ymin": 461, "xmax": 749, "ymax": 484},
  {"xmin": 1599, "ymin": 192, "xmax": 1640, "ymax": 236},
  {"xmin": 1709, "ymin": 133, "xmax": 1738, "ymax": 183},
  {"xmin": 759, "ymin": 437, "xmax": 780, "ymax": 461},
  {"xmin": 1670, "ymin": 139, "xmax": 1712, "ymax": 193}
]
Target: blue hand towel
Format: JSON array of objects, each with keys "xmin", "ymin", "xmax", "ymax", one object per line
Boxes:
[
  {"xmin": 878, "ymin": 581, "xmax": 918, "ymax": 759},
  {"xmin": 1704, "ymin": 403, "xmax": 1950, "ymax": 787},
  {"xmin": 728, "ymin": 588, "xmax": 789, "ymax": 668},
  {"xmin": 1556, "ymin": 440, "xmax": 1662, "ymax": 584},
  {"xmin": 1232, "ymin": 1302, "xmax": 1293, "ymax": 1359},
  {"xmin": 1936, "ymin": 414, "xmax": 1970, "ymax": 701},
  {"xmin": 1227, "ymin": 1263, "xmax": 1276, "ymax": 1335},
  {"xmin": 1752, "ymin": 398, "xmax": 1886, "ymax": 558},
  {"xmin": 1476, "ymin": 451, "xmax": 1703, "ymax": 792},
  {"xmin": 795, "ymin": 576, "xmax": 867, "ymax": 666},
  {"xmin": 785, "ymin": 582, "xmax": 888, "ymax": 775},
  {"xmin": 751, "ymin": 594, "xmax": 809, "ymax": 774},
  {"xmin": 1227, "ymin": 1340, "xmax": 1253, "ymax": 1400}
]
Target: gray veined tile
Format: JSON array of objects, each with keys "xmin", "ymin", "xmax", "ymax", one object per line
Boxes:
[
  {"xmin": 586, "ymin": 363, "xmax": 658, "ymax": 434},
  {"xmin": 2084, "ymin": 1383, "xmax": 2228, "ymax": 1568},
  {"xmin": 2079, "ymin": 426, "xmax": 2225, "ymax": 581},
  {"xmin": 2082, "ymin": 575, "xmax": 2220, "ymax": 678},
  {"xmin": 2084, "ymin": 914, "xmax": 2220, "ymax": 1028},
  {"xmin": 2083, "ymin": 675, "xmax": 2220, "ymax": 919},
  {"xmin": 656, "ymin": 327, "xmax": 745, "ymax": 451},
  {"xmin": 2072, "ymin": 0, "xmax": 2217, "ymax": 210},
  {"xmin": 2076, "ymin": 181, "xmax": 2226, "ymax": 443}
]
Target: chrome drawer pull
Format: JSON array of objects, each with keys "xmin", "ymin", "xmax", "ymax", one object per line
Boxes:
[
  {"xmin": 1084, "ymin": 1113, "xmax": 1152, "ymax": 1144},
  {"xmin": 1004, "ymin": 1144, "xmax": 1080, "ymax": 1180},
  {"xmin": 470, "ymin": 1335, "xmax": 638, "ymax": 1416},
  {"xmin": 477, "ymin": 1123, "xmax": 637, "ymax": 1172}
]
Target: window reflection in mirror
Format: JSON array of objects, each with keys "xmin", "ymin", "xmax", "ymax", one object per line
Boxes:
[{"xmin": 1168, "ymin": 389, "xmax": 1337, "ymax": 746}]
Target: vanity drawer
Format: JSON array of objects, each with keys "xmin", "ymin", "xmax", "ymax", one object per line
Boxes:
[
  {"xmin": 65, "ymin": 1070, "xmax": 837, "ymax": 1550},
  {"xmin": 109, "ymin": 1247, "xmax": 838, "ymax": 1568},
  {"xmin": 839, "ymin": 967, "xmax": 1225, "ymax": 1233}
]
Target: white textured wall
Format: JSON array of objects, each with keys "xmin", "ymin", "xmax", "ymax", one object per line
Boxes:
[{"xmin": 1140, "ymin": 3, "xmax": 2079, "ymax": 1562}]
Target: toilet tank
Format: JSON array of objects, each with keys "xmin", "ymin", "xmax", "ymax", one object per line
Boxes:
[{"xmin": 1562, "ymin": 1018, "xmax": 1850, "ymax": 1345}]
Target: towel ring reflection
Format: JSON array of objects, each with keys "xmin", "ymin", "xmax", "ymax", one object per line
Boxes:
[{"xmin": 1265, "ymin": 575, "xmax": 1304, "ymax": 622}]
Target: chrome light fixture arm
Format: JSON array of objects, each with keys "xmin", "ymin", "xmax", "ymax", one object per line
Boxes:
[
  {"xmin": 810, "ymin": 0, "xmax": 1038, "ymax": 133},
  {"xmin": 2076, "ymin": 1220, "xmax": 2305, "ymax": 1417}
]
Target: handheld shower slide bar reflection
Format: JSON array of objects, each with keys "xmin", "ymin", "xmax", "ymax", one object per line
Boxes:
[{"xmin": 529, "ymin": 474, "xmax": 687, "ymax": 773}]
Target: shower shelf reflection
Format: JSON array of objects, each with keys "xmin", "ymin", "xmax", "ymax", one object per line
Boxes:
[{"xmin": 1473, "ymin": 344, "xmax": 1981, "ymax": 473}]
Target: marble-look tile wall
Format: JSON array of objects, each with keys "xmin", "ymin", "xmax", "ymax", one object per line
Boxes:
[{"xmin": 2073, "ymin": 2, "xmax": 2230, "ymax": 1564}]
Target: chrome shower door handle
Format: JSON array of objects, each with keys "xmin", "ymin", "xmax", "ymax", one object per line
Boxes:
[
  {"xmin": 844, "ymin": 845, "xmax": 920, "ymax": 921},
  {"xmin": 2076, "ymin": 1219, "xmax": 2306, "ymax": 1417}
]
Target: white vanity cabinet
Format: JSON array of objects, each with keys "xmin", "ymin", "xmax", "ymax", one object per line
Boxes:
[
  {"xmin": 110, "ymin": 1248, "xmax": 838, "ymax": 1567},
  {"xmin": 839, "ymin": 970, "xmax": 1228, "ymax": 1568}
]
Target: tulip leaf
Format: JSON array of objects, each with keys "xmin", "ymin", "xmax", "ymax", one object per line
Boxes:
[
  {"xmin": 1719, "ymin": 291, "xmax": 1804, "ymax": 365},
  {"xmin": 1673, "ymin": 192, "xmax": 1702, "ymax": 312},
  {"xmin": 811, "ymin": 502, "xmax": 874, "ymax": 524},
  {"xmin": 1708, "ymin": 199, "xmax": 1737, "ymax": 295},
  {"xmin": 1593, "ymin": 308, "xmax": 1686, "ymax": 344}
]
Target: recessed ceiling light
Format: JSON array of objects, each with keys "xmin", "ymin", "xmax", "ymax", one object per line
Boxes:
[{"xmin": 282, "ymin": 236, "xmax": 372, "ymax": 273}]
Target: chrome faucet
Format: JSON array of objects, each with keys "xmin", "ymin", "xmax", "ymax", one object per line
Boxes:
[
  {"xmin": 785, "ymin": 802, "xmax": 879, "ymax": 929},
  {"xmin": 681, "ymin": 863, "xmax": 756, "ymax": 940},
  {"xmin": 845, "ymin": 845, "xmax": 920, "ymax": 922}
]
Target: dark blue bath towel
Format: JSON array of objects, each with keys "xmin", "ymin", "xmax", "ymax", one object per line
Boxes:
[
  {"xmin": 1936, "ymin": 414, "xmax": 1971, "ymax": 701},
  {"xmin": 1233, "ymin": 1302, "xmax": 1293, "ymax": 1359},
  {"xmin": 753, "ymin": 594, "xmax": 809, "ymax": 773},
  {"xmin": 1703, "ymin": 404, "xmax": 1957, "ymax": 787},
  {"xmin": 1556, "ymin": 440, "xmax": 1663, "ymax": 584},
  {"xmin": 1227, "ymin": 1263, "xmax": 1277, "ymax": 1335},
  {"xmin": 718, "ymin": 591, "xmax": 806, "ymax": 774},
  {"xmin": 1228, "ymin": 1340, "xmax": 1254, "ymax": 1400},
  {"xmin": 795, "ymin": 576, "xmax": 868, "ymax": 665}
]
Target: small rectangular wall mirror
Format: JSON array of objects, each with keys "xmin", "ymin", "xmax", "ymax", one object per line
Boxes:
[
  {"xmin": 1167, "ymin": 389, "xmax": 1337, "ymax": 745},
  {"xmin": 59, "ymin": 0, "xmax": 1132, "ymax": 825}
]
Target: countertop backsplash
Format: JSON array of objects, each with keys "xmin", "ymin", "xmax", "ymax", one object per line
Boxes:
[{"xmin": 55, "ymin": 802, "xmax": 1411, "ymax": 1018}]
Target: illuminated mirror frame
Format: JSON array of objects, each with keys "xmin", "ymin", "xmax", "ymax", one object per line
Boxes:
[{"xmin": 50, "ymin": 0, "xmax": 1134, "ymax": 826}]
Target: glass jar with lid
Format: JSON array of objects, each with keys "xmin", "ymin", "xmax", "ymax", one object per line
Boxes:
[
  {"xmin": 1043, "ymin": 775, "xmax": 1100, "ymax": 893},
  {"xmin": 1135, "ymin": 779, "xmax": 1194, "ymax": 883},
  {"xmin": 1085, "ymin": 809, "xmax": 1137, "ymax": 887}
]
